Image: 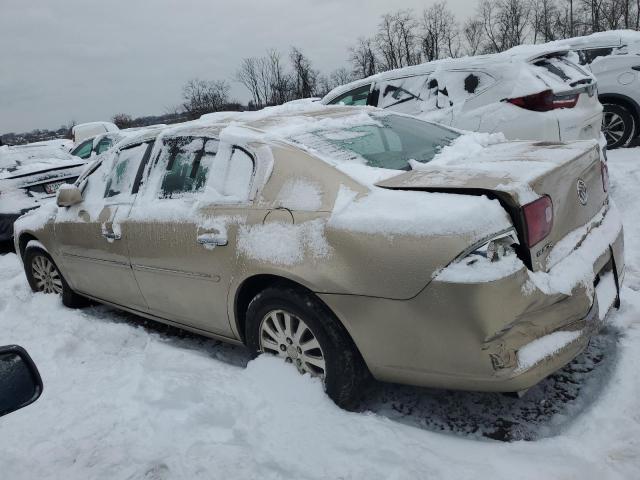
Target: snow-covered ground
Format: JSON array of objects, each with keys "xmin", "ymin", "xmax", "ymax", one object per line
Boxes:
[{"xmin": 0, "ymin": 150, "xmax": 639, "ymax": 479}]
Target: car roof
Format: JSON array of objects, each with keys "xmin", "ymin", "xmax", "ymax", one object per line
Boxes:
[
  {"xmin": 156, "ymin": 105, "xmax": 376, "ymax": 144},
  {"xmin": 322, "ymin": 47, "xmax": 573, "ymax": 102}
]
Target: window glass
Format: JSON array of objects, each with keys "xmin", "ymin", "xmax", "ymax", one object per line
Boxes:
[
  {"xmin": 71, "ymin": 139, "xmax": 93, "ymax": 159},
  {"xmin": 104, "ymin": 143, "xmax": 149, "ymax": 199},
  {"xmin": 295, "ymin": 113, "xmax": 458, "ymax": 171},
  {"xmin": 577, "ymin": 48, "xmax": 615, "ymax": 65},
  {"xmin": 95, "ymin": 137, "xmax": 114, "ymax": 155},
  {"xmin": 222, "ymin": 149, "xmax": 254, "ymax": 200},
  {"xmin": 328, "ymin": 84, "xmax": 371, "ymax": 106},
  {"xmin": 159, "ymin": 138, "xmax": 218, "ymax": 198}
]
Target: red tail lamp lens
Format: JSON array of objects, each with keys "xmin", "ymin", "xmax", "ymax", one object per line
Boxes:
[
  {"xmin": 523, "ymin": 195, "xmax": 554, "ymax": 248},
  {"xmin": 507, "ymin": 90, "xmax": 579, "ymax": 111}
]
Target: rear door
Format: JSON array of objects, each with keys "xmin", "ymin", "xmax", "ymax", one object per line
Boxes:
[
  {"xmin": 54, "ymin": 142, "xmax": 153, "ymax": 309},
  {"xmin": 126, "ymin": 137, "xmax": 256, "ymax": 337}
]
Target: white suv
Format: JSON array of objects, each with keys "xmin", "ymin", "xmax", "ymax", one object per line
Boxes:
[
  {"xmin": 322, "ymin": 49, "xmax": 602, "ymax": 145},
  {"xmin": 535, "ymin": 30, "xmax": 640, "ymax": 148}
]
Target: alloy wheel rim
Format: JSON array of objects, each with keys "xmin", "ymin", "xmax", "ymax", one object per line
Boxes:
[
  {"xmin": 31, "ymin": 255, "xmax": 63, "ymax": 294},
  {"xmin": 259, "ymin": 309, "xmax": 326, "ymax": 378},
  {"xmin": 603, "ymin": 111, "xmax": 625, "ymax": 145}
]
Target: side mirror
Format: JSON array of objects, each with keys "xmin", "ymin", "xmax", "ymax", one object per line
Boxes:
[
  {"xmin": 56, "ymin": 184, "xmax": 83, "ymax": 207},
  {"xmin": 0, "ymin": 345, "xmax": 43, "ymax": 417}
]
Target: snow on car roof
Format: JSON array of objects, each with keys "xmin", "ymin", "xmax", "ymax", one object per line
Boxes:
[{"xmin": 323, "ymin": 46, "xmax": 579, "ymax": 102}]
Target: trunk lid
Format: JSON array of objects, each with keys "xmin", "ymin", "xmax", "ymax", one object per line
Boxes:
[{"xmin": 375, "ymin": 140, "xmax": 607, "ymax": 272}]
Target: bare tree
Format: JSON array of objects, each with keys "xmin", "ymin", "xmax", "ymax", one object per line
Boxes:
[
  {"xmin": 236, "ymin": 58, "xmax": 263, "ymax": 107},
  {"xmin": 420, "ymin": 2, "xmax": 460, "ymax": 61},
  {"xmin": 478, "ymin": 0, "xmax": 531, "ymax": 52},
  {"xmin": 463, "ymin": 19, "xmax": 485, "ymax": 55},
  {"xmin": 181, "ymin": 78, "xmax": 231, "ymax": 119},
  {"xmin": 290, "ymin": 47, "xmax": 317, "ymax": 98},
  {"xmin": 375, "ymin": 10, "xmax": 421, "ymax": 70},
  {"xmin": 112, "ymin": 113, "xmax": 134, "ymax": 129},
  {"xmin": 350, "ymin": 37, "xmax": 378, "ymax": 78}
]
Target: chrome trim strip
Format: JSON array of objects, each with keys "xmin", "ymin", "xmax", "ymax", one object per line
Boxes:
[
  {"xmin": 61, "ymin": 252, "xmax": 130, "ymax": 269},
  {"xmin": 132, "ymin": 263, "xmax": 220, "ymax": 282}
]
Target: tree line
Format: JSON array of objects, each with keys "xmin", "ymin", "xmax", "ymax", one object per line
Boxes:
[{"xmin": 4, "ymin": 0, "xmax": 639, "ymax": 144}]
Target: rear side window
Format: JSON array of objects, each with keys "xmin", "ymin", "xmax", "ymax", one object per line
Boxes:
[
  {"xmin": 328, "ymin": 84, "xmax": 371, "ymax": 106},
  {"xmin": 104, "ymin": 143, "xmax": 150, "ymax": 200},
  {"xmin": 576, "ymin": 48, "xmax": 615, "ymax": 65},
  {"xmin": 71, "ymin": 139, "xmax": 93, "ymax": 159},
  {"xmin": 159, "ymin": 137, "xmax": 218, "ymax": 198}
]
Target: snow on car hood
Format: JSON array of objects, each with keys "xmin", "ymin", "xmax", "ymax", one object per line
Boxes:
[{"xmin": 0, "ymin": 144, "xmax": 85, "ymax": 180}]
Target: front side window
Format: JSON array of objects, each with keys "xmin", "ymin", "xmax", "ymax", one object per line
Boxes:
[
  {"xmin": 327, "ymin": 84, "xmax": 371, "ymax": 106},
  {"xmin": 104, "ymin": 143, "xmax": 150, "ymax": 200},
  {"xmin": 293, "ymin": 113, "xmax": 459, "ymax": 171},
  {"xmin": 71, "ymin": 139, "xmax": 93, "ymax": 159},
  {"xmin": 95, "ymin": 137, "xmax": 114, "ymax": 155},
  {"xmin": 159, "ymin": 137, "xmax": 218, "ymax": 198}
]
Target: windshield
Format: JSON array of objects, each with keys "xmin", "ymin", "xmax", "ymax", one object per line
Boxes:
[{"xmin": 300, "ymin": 114, "xmax": 458, "ymax": 170}]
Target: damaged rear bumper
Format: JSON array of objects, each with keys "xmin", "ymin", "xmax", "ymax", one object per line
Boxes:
[{"xmin": 318, "ymin": 204, "xmax": 624, "ymax": 393}]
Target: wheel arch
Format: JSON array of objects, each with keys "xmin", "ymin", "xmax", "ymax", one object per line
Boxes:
[
  {"xmin": 17, "ymin": 232, "xmax": 39, "ymax": 259},
  {"xmin": 232, "ymin": 273, "xmax": 361, "ymax": 354},
  {"xmin": 600, "ymin": 93, "xmax": 640, "ymax": 132}
]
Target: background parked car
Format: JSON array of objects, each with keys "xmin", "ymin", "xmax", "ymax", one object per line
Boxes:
[
  {"xmin": 71, "ymin": 121, "xmax": 119, "ymax": 144},
  {"xmin": 0, "ymin": 143, "xmax": 87, "ymax": 241},
  {"xmin": 322, "ymin": 49, "xmax": 602, "ymax": 145},
  {"xmin": 532, "ymin": 30, "xmax": 640, "ymax": 149}
]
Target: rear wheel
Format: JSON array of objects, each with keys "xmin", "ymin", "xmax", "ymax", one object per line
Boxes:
[
  {"xmin": 245, "ymin": 286, "xmax": 369, "ymax": 409},
  {"xmin": 24, "ymin": 247, "xmax": 88, "ymax": 308},
  {"xmin": 602, "ymin": 103, "xmax": 635, "ymax": 149}
]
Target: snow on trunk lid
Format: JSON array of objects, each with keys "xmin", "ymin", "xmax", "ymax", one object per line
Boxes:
[{"xmin": 375, "ymin": 138, "xmax": 607, "ymax": 272}]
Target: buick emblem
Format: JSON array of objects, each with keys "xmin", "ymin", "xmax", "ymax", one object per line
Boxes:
[{"xmin": 577, "ymin": 179, "xmax": 588, "ymax": 206}]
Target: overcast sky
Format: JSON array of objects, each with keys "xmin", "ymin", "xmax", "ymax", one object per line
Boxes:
[{"xmin": 0, "ymin": 0, "xmax": 475, "ymax": 133}]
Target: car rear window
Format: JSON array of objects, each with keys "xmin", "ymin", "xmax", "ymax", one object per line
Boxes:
[
  {"xmin": 294, "ymin": 114, "xmax": 459, "ymax": 171},
  {"xmin": 532, "ymin": 56, "xmax": 591, "ymax": 88}
]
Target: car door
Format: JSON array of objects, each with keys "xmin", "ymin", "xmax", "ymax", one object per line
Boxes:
[
  {"xmin": 53, "ymin": 142, "xmax": 153, "ymax": 310},
  {"xmin": 126, "ymin": 136, "xmax": 257, "ymax": 337}
]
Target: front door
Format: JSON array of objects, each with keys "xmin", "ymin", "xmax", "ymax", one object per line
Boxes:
[{"xmin": 54, "ymin": 142, "xmax": 152, "ymax": 310}]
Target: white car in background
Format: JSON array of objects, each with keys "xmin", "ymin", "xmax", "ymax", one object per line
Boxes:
[
  {"xmin": 71, "ymin": 121, "xmax": 119, "ymax": 144},
  {"xmin": 535, "ymin": 30, "xmax": 640, "ymax": 148},
  {"xmin": 322, "ymin": 49, "xmax": 602, "ymax": 145}
]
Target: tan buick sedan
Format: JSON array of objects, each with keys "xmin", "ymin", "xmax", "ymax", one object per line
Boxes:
[{"xmin": 14, "ymin": 106, "xmax": 624, "ymax": 408}]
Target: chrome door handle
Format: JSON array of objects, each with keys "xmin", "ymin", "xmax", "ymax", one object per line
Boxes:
[{"xmin": 197, "ymin": 232, "xmax": 227, "ymax": 247}]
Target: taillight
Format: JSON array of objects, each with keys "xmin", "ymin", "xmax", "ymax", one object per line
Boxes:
[
  {"xmin": 601, "ymin": 160, "xmax": 609, "ymax": 192},
  {"xmin": 522, "ymin": 195, "xmax": 554, "ymax": 248},
  {"xmin": 506, "ymin": 90, "xmax": 579, "ymax": 111}
]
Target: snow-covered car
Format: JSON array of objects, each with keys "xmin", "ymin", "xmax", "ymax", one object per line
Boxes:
[
  {"xmin": 322, "ymin": 50, "xmax": 602, "ymax": 145},
  {"xmin": 13, "ymin": 105, "xmax": 624, "ymax": 407},
  {"xmin": 70, "ymin": 131, "xmax": 128, "ymax": 160},
  {"xmin": 0, "ymin": 143, "xmax": 87, "ymax": 241},
  {"xmin": 71, "ymin": 121, "xmax": 119, "ymax": 144},
  {"xmin": 529, "ymin": 30, "xmax": 640, "ymax": 149}
]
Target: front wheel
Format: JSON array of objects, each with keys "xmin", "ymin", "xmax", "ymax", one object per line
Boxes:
[
  {"xmin": 245, "ymin": 286, "xmax": 369, "ymax": 409},
  {"xmin": 24, "ymin": 247, "xmax": 88, "ymax": 308},
  {"xmin": 602, "ymin": 103, "xmax": 635, "ymax": 149}
]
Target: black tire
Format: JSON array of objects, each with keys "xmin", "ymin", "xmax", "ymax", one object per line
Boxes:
[
  {"xmin": 24, "ymin": 247, "xmax": 88, "ymax": 308},
  {"xmin": 245, "ymin": 286, "xmax": 369, "ymax": 409},
  {"xmin": 602, "ymin": 103, "xmax": 635, "ymax": 149}
]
